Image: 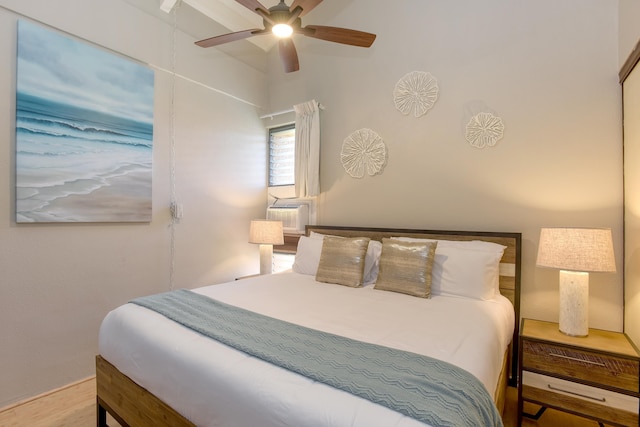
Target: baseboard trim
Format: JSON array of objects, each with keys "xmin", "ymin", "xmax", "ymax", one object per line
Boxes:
[{"xmin": 0, "ymin": 375, "xmax": 96, "ymax": 414}]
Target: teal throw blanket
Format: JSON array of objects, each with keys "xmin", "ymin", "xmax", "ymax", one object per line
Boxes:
[{"xmin": 131, "ymin": 289, "xmax": 503, "ymax": 427}]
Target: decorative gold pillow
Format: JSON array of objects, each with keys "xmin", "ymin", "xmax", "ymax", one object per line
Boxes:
[
  {"xmin": 374, "ymin": 238, "xmax": 437, "ymax": 298},
  {"xmin": 315, "ymin": 236, "xmax": 370, "ymax": 287}
]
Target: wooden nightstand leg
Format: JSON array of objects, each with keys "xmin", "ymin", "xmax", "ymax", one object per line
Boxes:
[
  {"xmin": 522, "ymin": 406, "xmax": 547, "ymax": 420},
  {"xmin": 523, "ymin": 406, "xmax": 608, "ymax": 427}
]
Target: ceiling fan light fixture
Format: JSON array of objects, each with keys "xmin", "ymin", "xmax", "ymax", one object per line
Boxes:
[
  {"xmin": 272, "ymin": 23, "xmax": 293, "ymax": 38},
  {"xmin": 195, "ymin": 0, "xmax": 377, "ymax": 73}
]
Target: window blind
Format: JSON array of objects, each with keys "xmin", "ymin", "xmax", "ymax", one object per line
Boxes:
[{"xmin": 269, "ymin": 125, "xmax": 295, "ymax": 187}]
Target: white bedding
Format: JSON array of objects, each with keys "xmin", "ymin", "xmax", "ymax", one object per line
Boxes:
[{"xmin": 99, "ymin": 271, "xmax": 514, "ymax": 427}]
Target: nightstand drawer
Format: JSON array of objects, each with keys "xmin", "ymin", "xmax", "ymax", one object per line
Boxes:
[
  {"xmin": 522, "ymin": 339, "xmax": 640, "ymax": 393},
  {"xmin": 522, "ymin": 372, "xmax": 639, "ymax": 427},
  {"xmin": 523, "ymin": 371, "xmax": 639, "ymax": 413}
]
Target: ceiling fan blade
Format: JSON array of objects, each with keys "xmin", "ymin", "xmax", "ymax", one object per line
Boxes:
[
  {"xmin": 301, "ymin": 25, "xmax": 376, "ymax": 47},
  {"xmin": 235, "ymin": 0, "xmax": 270, "ymax": 16},
  {"xmin": 279, "ymin": 38, "xmax": 300, "ymax": 73},
  {"xmin": 195, "ymin": 29, "xmax": 267, "ymax": 48},
  {"xmin": 289, "ymin": 0, "xmax": 323, "ymax": 17}
]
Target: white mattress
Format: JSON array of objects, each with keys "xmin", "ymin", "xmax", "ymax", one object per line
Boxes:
[{"xmin": 99, "ymin": 271, "xmax": 515, "ymax": 427}]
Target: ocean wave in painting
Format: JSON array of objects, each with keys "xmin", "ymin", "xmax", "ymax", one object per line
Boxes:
[{"xmin": 16, "ymin": 92, "xmax": 153, "ymax": 223}]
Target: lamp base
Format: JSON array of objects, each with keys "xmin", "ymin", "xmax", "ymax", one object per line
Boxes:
[
  {"xmin": 558, "ymin": 270, "xmax": 589, "ymax": 337},
  {"xmin": 259, "ymin": 244, "xmax": 273, "ymax": 275}
]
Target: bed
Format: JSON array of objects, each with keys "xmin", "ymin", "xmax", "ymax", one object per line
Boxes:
[{"xmin": 96, "ymin": 225, "xmax": 521, "ymax": 427}]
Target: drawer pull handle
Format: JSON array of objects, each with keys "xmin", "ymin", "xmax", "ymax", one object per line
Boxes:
[
  {"xmin": 547, "ymin": 384, "xmax": 606, "ymax": 402},
  {"xmin": 548, "ymin": 352, "xmax": 605, "ymax": 367}
]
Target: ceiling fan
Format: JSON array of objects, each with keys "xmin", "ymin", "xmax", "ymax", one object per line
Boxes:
[{"xmin": 195, "ymin": 0, "xmax": 377, "ymax": 73}]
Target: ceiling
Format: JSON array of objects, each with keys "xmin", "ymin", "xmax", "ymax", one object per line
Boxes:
[
  {"xmin": 124, "ymin": 0, "xmax": 356, "ymax": 73},
  {"xmin": 163, "ymin": 0, "xmax": 286, "ymax": 51}
]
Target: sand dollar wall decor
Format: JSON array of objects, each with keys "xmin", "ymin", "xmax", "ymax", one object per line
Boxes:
[
  {"xmin": 465, "ymin": 112, "xmax": 504, "ymax": 149},
  {"xmin": 341, "ymin": 128, "xmax": 387, "ymax": 178},
  {"xmin": 393, "ymin": 71, "xmax": 439, "ymax": 117}
]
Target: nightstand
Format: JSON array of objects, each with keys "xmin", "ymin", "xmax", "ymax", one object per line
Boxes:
[{"xmin": 518, "ymin": 318, "xmax": 640, "ymax": 427}]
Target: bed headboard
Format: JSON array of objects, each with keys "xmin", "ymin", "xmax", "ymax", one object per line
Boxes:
[{"xmin": 305, "ymin": 225, "xmax": 522, "ymax": 386}]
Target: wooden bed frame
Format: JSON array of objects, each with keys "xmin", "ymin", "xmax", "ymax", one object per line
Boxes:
[{"xmin": 96, "ymin": 225, "xmax": 521, "ymax": 427}]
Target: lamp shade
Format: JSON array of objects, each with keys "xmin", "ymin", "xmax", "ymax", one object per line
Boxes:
[
  {"xmin": 536, "ymin": 228, "xmax": 616, "ymax": 273},
  {"xmin": 249, "ymin": 220, "xmax": 284, "ymax": 245}
]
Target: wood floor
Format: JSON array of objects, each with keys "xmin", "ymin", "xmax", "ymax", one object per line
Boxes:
[
  {"xmin": 0, "ymin": 378, "xmax": 119, "ymax": 427},
  {"xmin": 0, "ymin": 378, "xmax": 603, "ymax": 427}
]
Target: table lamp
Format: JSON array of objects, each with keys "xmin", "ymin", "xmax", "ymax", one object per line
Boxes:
[
  {"xmin": 249, "ymin": 219, "xmax": 284, "ymax": 275},
  {"xmin": 536, "ymin": 227, "xmax": 616, "ymax": 337}
]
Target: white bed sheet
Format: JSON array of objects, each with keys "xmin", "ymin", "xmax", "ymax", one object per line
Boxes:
[{"xmin": 99, "ymin": 271, "xmax": 514, "ymax": 427}]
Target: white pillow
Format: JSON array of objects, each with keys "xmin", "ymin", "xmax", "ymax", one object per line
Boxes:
[
  {"xmin": 309, "ymin": 231, "xmax": 382, "ymax": 284},
  {"xmin": 391, "ymin": 237, "xmax": 506, "ymax": 300},
  {"xmin": 363, "ymin": 240, "xmax": 383, "ymax": 284},
  {"xmin": 292, "ymin": 236, "xmax": 324, "ymax": 275}
]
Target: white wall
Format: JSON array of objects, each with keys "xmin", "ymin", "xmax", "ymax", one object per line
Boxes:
[
  {"xmin": 619, "ymin": 0, "xmax": 640, "ymax": 69},
  {"xmin": 0, "ymin": 0, "xmax": 268, "ymax": 407},
  {"xmin": 268, "ymin": 0, "xmax": 623, "ymax": 331}
]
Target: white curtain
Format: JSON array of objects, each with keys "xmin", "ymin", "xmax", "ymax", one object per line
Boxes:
[{"xmin": 294, "ymin": 100, "xmax": 320, "ymax": 198}]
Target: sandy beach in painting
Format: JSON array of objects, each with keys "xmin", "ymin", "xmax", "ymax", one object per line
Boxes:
[{"xmin": 16, "ymin": 167, "xmax": 152, "ymax": 223}]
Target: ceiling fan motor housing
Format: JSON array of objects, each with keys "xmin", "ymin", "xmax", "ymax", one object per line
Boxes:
[{"xmin": 265, "ymin": 2, "xmax": 302, "ymax": 30}]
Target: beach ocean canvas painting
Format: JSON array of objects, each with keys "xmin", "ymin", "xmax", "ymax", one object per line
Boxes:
[{"xmin": 15, "ymin": 20, "xmax": 154, "ymax": 223}]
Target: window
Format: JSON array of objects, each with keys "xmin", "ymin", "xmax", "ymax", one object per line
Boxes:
[{"xmin": 269, "ymin": 124, "xmax": 295, "ymax": 187}]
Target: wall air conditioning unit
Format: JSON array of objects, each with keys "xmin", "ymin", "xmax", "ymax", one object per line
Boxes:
[{"xmin": 266, "ymin": 205, "xmax": 309, "ymax": 234}]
